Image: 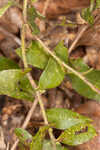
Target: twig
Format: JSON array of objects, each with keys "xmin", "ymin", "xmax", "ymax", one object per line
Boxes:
[
  {"xmin": 6, "ymin": 142, "xmax": 10, "ymax": 150},
  {"xmin": 23, "ymin": 0, "xmax": 28, "ymax": 22},
  {"xmin": 0, "ymin": 26, "xmax": 21, "ymax": 45},
  {"xmin": 42, "ymin": 0, "xmax": 50, "ymax": 16},
  {"xmin": 11, "ymin": 98, "xmax": 38, "ymax": 150},
  {"xmin": 34, "ymin": 35, "xmax": 100, "ymax": 95},
  {"xmin": 68, "ymin": 8, "xmax": 100, "ymax": 55},
  {"xmin": 11, "ymin": 1, "xmax": 56, "ymax": 149},
  {"xmin": 21, "ymin": 23, "xmax": 56, "ymax": 150},
  {"xmin": 22, "ymin": 0, "xmax": 56, "ymax": 149},
  {"xmin": 68, "ymin": 24, "xmax": 88, "ymax": 54},
  {"xmin": 11, "ymin": 140, "xmax": 19, "ymax": 150}
]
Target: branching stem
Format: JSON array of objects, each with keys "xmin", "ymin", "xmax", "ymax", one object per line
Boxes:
[
  {"xmin": 21, "ymin": 1, "xmax": 56, "ymax": 150},
  {"xmin": 34, "ymin": 36, "xmax": 100, "ymax": 95}
]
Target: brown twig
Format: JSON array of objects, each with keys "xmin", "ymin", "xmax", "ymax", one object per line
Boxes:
[
  {"xmin": 68, "ymin": 10, "xmax": 100, "ymax": 54},
  {"xmin": 42, "ymin": 0, "xmax": 50, "ymax": 16},
  {"xmin": 34, "ymin": 35, "xmax": 100, "ymax": 95},
  {"xmin": 11, "ymin": 98, "xmax": 38, "ymax": 150},
  {"xmin": 11, "ymin": 0, "xmax": 56, "ymax": 148},
  {"xmin": 68, "ymin": 24, "xmax": 89, "ymax": 54},
  {"xmin": 0, "ymin": 26, "xmax": 21, "ymax": 45},
  {"xmin": 21, "ymin": 23, "xmax": 56, "ymax": 150}
]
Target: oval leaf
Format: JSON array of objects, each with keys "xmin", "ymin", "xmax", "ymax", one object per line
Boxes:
[
  {"xmin": 38, "ymin": 41, "xmax": 68, "ymax": 89},
  {"xmin": 39, "ymin": 58, "xmax": 65, "ymax": 89},
  {"xmin": 16, "ymin": 41, "xmax": 49, "ymax": 69},
  {"xmin": 69, "ymin": 71, "xmax": 100, "ymax": 101},
  {"xmin": 57, "ymin": 123, "xmax": 96, "ymax": 146},
  {"xmin": 69, "ymin": 59, "xmax": 100, "ymax": 101},
  {"xmin": 46, "ymin": 108, "xmax": 91, "ymax": 130},
  {"xmin": 0, "ymin": 56, "xmax": 19, "ymax": 71},
  {"xmin": 30, "ymin": 126, "xmax": 49, "ymax": 150},
  {"xmin": 54, "ymin": 41, "xmax": 68, "ymax": 64},
  {"xmin": 15, "ymin": 128, "xmax": 32, "ymax": 146},
  {"xmin": 70, "ymin": 58, "xmax": 90, "ymax": 73},
  {"xmin": 0, "ymin": 69, "xmax": 34, "ymax": 101},
  {"xmin": 43, "ymin": 140, "xmax": 68, "ymax": 150}
]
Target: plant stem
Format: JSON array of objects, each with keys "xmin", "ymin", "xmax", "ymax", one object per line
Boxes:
[
  {"xmin": 11, "ymin": 98, "xmax": 38, "ymax": 150},
  {"xmin": 34, "ymin": 36, "xmax": 100, "ymax": 95},
  {"xmin": 21, "ymin": 24, "xmax": 28, "ymax": 68},
  {"xmin": 68, "ymin": 25, "xmax": 88, "ymax": 54},
  {"xmin": 21, "ymin": 0, "xmax": 56, "ymax": 149},
  {"xmin": 23, "ymin": 0, "xmax": 28, "ymax": 22}
]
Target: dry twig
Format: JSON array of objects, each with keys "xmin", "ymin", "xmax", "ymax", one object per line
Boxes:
[
  {"xmin": 68, "ymin": 24, "xmax": 88, "ymax": 54},
  {"xmin": 0, "ymin": 26, "xmax": 21, "ymax": 46}
]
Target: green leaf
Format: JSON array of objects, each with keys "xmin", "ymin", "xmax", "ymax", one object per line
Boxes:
[
  {"xmin": 57, "ymin": 123, "xmax": 96, "ymax": 146},
  {"xmin": 16, "ymin": 41, "xmax": 49, "ymax": 69},
  {"xmin": 96, "ymin": 0, "xmax": 100, "ymax": 8},
  {"xmin": 46, "ymin": 108, "xmax": 92, "ymax": 130},
  {"xmin": 69, "ymin": 70, "xmax": 100, "ymax": 101},
  {"xmin": 0, "ymin": 1, "xmax": 13, "ymax": 17},
  {"xmin": 38, "ymin": 42, "xmax": 68, "ymax": 89},
  {"xmin": 43, "ymin": 140, "xmax": 68, "ymax": 150},
  {"xmin": 69, "ymin": 58, "xmax": 100, "ymax": 101},
  {"xmin": 27, "ymin": 6, "xmax": 44, "ymax": 34},
  {"xmin": 39, "ymin": 58, "xmax": 65, "ymax": 89},
  {"xmin": 27, "ymin": 7, "xmax": 40, "ymax": 34},
  {"xmin": 81, "ymin": 8, "xmax": 94, "ymax": 25},
  {"xmin": 54, "ymin": 41, "xmax": 68, "ymax": 64},
  {"xmin": 0, "ymin": 56, "xmax": 19, "ymax": 71},
  {"xmin": 70, "ymin": 58, "xmax": 90, "ymax": 73},
  {"xmin": 15, "ymin": 128, "xmax": 32, "ymax": 146},
  {"xmin": 31, "ymin": 0, "xmax": 37, "ymax": 3},
  {"xmin": 85, "ymin": 70, "xmax": 100, "ymax": 89},
  {"xmin": 30, "ymin": 126, "xmax": 49, "ymax": 150},
  {"xmin": 17, "ymin": 143, "xmax": 26, "ymax": 150},
  {"xmin": 0, "ymin": 69, "xmax": 34, "ymax": 101}
]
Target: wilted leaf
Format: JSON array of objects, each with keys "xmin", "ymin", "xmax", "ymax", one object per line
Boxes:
[
  {"xmin": 15, "ymin": 128, "xmax": 32, "ymax": 146},
  {"xmin": 38, "ymin": 42, "xmax": 68, "ymax": 89},
  {"xmin": 57, "ymin": 123, "xmax": 96, "ymax": 146},
  {"xmin": 43, "ymin": 140, "xmax": 68, "ymax": 150},
  {"xmin": 0, "ymin": 69, "xmax": 34, "ymax": 101},
  {"xmin": 0, "ymin": 1, "xmax": 13, "ymax": 17},
  {"xmin": 46, "ymin": 108, "xmax": 91, "ymax": 130},
  {"xmin": 30, "ymin": 126, "xmax": 49, "ymax": 150},
  {"xmin": 16, "ymin": 41, "xmax": 49, "ymax": 69},
  {"xmin": 0, "ymin": 56, "xmax": 19, "ymax": 71}
]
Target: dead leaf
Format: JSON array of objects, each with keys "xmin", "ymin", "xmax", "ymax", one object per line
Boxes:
[{"xmin": 34, "ymin": 0, "xmax": 90, "ymax": 19}]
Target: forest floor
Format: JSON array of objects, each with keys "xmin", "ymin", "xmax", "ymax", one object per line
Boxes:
[{"xmin": 0, "ymin": 0, "xmax": 100, "ymax": 150}]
